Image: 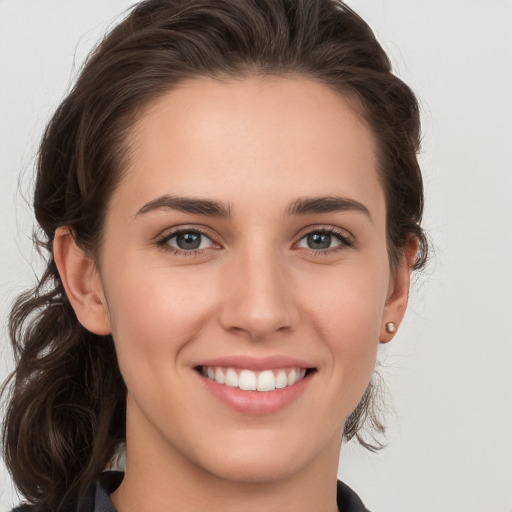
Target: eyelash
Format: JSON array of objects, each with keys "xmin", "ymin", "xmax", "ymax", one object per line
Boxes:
[
  {"xmin": 156, "ymin": 226, "xmax": 353, "ymax": 257},
  {"xmin": 297, "ymin": 226, "xmax": 354, "ymax": 256},
  {"xmin": 156, "ymin": 227, "xmax": 217, "ymax": 257}
]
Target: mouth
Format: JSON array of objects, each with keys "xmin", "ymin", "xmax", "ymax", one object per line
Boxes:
[
  {"xmin": 196, "ymin": 366, "xmax": 314, "ymax": 392},
  {"xmin": 194, "ymin": 356, "xmax": 317, "ymax": 414}
]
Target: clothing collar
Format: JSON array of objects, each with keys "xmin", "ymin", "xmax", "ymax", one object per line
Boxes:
[{"xmin": 92, "ymin": 470, "xmax": 370, "ymax": 512}]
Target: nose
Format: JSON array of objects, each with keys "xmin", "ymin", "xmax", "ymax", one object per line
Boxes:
[{"xmin": 219, "ymin": 247, "xmax": 300, "ymax": 341}]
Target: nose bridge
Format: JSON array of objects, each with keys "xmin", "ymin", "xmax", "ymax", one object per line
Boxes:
[{"xmin": 220, "ymin": 240, "xmax": 298, "ymax": 340}]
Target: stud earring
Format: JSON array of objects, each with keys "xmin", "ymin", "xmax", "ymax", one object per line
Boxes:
[{"xmin": 385, "ymin": 322, "xmax": 397, "ymax": 334}]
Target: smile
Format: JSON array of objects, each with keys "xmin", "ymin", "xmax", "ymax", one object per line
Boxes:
[{"xmin": 200, "ymin": 366, "xmax": 307, "ymax": 392}]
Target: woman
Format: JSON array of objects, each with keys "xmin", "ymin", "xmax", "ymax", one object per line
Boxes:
[{"xmin": 2, "ymin": 1, "xmax": 427, "ymax": 511}]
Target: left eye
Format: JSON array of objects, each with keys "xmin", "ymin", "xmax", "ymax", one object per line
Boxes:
[
  {"xmin": 164, "ymin": 230, "xmax": 215, "ymax": 251},
  {"xmin": 297, "ymin": 231, "xmax": 345, "ymax": 250}
]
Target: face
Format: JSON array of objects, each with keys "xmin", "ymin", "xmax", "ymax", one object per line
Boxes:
[{"xmin": 86, "ymin": 77, "xmax": 408, "ymax": 484}]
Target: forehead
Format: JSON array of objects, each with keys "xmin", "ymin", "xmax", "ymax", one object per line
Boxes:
[{"xmin": 111, "ymin": 76, "xmax": 384, "ymax": 221}]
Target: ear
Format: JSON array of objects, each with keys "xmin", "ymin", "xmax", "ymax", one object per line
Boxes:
[
  {"xmin": 380, "ymin": 239, "xmax": 418, "ymax": 343},
  {"xmin": 53, "ymin": 226, "xmax": 111, "ymax": 335}
]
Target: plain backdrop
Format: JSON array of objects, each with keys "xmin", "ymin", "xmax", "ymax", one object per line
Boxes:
[{"xmin": 1, "ymin": 1, "xmax": 511, "ymax": 511}]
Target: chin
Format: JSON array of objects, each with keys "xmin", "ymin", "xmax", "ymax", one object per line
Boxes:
[
  {"xmin": 202, "ymin": 450, "xmax": 306, "ymax": 484},
  {"xmin": 186, "ymin": 429, "xmax": 333, "ymax": 485}
]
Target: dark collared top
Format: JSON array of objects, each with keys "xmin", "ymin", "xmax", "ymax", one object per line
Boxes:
[{"xmin": 13, "ymin": 471, "xmax": 371, "ymax": 512}]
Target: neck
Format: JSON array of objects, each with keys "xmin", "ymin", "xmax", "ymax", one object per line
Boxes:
[
  {"xmin": 111, "ymin": 403, "xmax": 342, "ymax": 512},
  {"xmin": 113, "ymin": 462, "xmax": 340, "ymax": 512}
]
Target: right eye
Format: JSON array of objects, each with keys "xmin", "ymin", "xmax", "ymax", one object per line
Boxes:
[{"xmin": 158, "ymin": 229, "xmax": 217, "ymax": 254}]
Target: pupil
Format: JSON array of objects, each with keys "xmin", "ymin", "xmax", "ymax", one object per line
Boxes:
[
  {"xmin": 308, "ymin": 232, "xmax": 331, "ymax": 249},
  {"xmin": 177, "ymin": 232, "xmax": 201, "ymax": 250}
]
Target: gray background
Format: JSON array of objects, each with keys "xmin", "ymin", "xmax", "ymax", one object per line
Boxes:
[{"xmin": 1, "ymin": 1, "xmax": 511, "ymax": 510}]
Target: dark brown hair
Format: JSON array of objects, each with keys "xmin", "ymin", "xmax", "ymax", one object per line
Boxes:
[{"xmin": 2, "ymin": 0, "xmax": 427, "ymax": 509}]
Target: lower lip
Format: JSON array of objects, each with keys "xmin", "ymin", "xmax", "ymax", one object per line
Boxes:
[{"xmin": 197, "ymin": 371, "xmax": 314, "ymax": 415}]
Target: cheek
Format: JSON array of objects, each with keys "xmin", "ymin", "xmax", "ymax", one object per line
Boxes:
[
  {"xmin": 301, "ymin": 258, "xmax": 389, "ymax": 382},
  {"xmin": 102, "ymin": 261, "xmax": 218, "ymax": 377},
  {"xmin": 306, "ymin": 259, "xmax": 388, "ymax": 331}
]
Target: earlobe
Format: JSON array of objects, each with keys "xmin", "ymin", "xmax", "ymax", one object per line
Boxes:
[
  {"xmin": 53, "ymin": 226, "xmax": 111, "ymax": 335},
  {"xmin": 380, "ymin": 239, "xmax": 418, "ymax": 343}
]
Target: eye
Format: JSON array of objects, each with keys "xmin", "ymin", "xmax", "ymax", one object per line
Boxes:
[
  {"xmin": 158, "ymin": 229, "xmax": 217, "ymax": 253},
  {"xmin": 296, "ymin": 228, "xmax": 351, "ymax": 251}
]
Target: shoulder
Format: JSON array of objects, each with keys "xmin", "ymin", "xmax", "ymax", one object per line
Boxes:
[
  {"xmin": 13, "ymin": 475, "xmax": 364, "ymax": 512},
  {"xmin": 11, "ymin": 506, "xmax": 33, "ymax": 512},
  {"xmin": 337, "ymin": 480, "xmax": 372, "ymax": 512},
  {"xmin": 10, "ymin": 471, "xmax": 124, "ymax": 512}
]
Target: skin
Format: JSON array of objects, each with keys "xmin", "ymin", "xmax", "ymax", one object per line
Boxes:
[{"xmin": 54, "ymin": 76, "xmax": 415, "ymax": 512}]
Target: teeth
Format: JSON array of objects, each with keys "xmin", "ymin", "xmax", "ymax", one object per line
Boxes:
[
  {"xmin": 201, "ymin": 366, "xmax": 308, "ymax": 392},
  {"xmin": 225, "ymin": 368, "xmax": 238, "ymax": 387},
  {"xmin": 239, "ymin": 370, "xmax": 257, "ymax": 391},
  {"xmin": 257, "ymin": 370, "xmax": 275, "ymax": 392},
  {"xmin": 275, "ymin": 370, "xmax": 287, "ymax": 389},
  {"xmin": 215, "ymin": 367, "xmax": 225, "ymax": 384}
]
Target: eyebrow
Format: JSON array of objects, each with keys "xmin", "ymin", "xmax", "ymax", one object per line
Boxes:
[
  {"xmin": 287, "ymin": 196, "xmax": 371, "ymax": 220},
  {"xmin": 135, "ymin": 194, "xmax": 371, "ymax": 220},
  {"xmin": 135, "ymin": 195, "xmax": 232, "ymax": 218}
]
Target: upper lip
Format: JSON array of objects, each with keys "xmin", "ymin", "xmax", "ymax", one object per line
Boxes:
[{"xmin": 195, "ymin": 355, "xmax": 316, "ymax": 371}]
